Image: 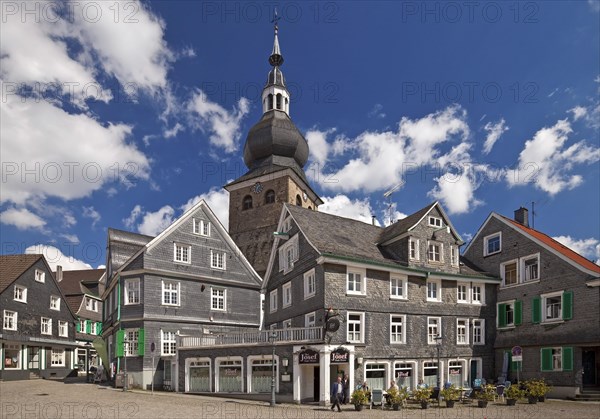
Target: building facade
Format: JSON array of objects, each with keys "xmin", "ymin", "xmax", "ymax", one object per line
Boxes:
[
  {"xmin": 463, "ymin": 208, "xmax": 600, "ymax": 398},
  {"xmin": 1, "ymin": 255, "xmax": 77, "ymax": 380}
]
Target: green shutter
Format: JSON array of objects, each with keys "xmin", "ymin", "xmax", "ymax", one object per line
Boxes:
[
  {"xmin": 96, "ymin": 322, "xmax": 103, "ymax": 334},
  {"xmin": 562, "ymin": 291, "xmax": 573, "ymax": 320},
  {"xmin": 498, "ymin": 304, "xmax": 507, "ymax": 328},
  {"xmin": 86, "ymin": 320, "xmax": 91, "ymax": 334},
  {"xmin": 76, "ymin": 320, "xmax": 81, "ymax": 332},
  {"xmin": 137, "ymin": 328, "xmax": 145, "ymax": 356},
  {"xmin": 563, "ymin": 347, "xmax": 573, "ymax": 371},
  {"xmin": 116, "ymin": 330, "xmax": 125, "ymax": 357},
  {"xmin": 532, "ymin": 296, "xmax": 541, "ymax": 324},
  {"xmin": 541, "ymin": 348, "xmax": 552, "ymax": 371},
  {"xmin": 514, "ymin": 300, "xmax": 522, "ymax": 326}
]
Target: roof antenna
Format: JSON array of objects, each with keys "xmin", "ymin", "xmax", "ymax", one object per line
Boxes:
[{"xmin": 383, "ymin": 180, "xmax": 405, "ymax": 227}]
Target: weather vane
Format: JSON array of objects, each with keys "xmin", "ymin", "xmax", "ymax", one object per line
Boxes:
[{"xmin": 271, "ymin": 8, "xmax": 281, "ymax": 31}]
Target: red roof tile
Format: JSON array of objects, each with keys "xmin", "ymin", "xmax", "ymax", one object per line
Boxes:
[{"xmin": 0, "ymin": 254, "xmax": 43, "ymax": 293}]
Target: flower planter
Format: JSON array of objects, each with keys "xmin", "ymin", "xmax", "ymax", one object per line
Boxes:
[
  {"xmin": 420, "ymin": 401, "xmax": 429, "ymax": 409},
  {"xmin": 354, "ymin": 404, "xmax": 363, "ymax": 411},
  {"xmin": 477, "ymin": 400, "xmax": 488, "ymax": 408},
  {"xmin": 528, "ymin": 396, "xmax": 538, "ymax": 404},
  {"xmin": 506, "ymin": 398, "xmax": 517, "ymax": 406},
  {"xmin": 392, "ymin": 404, "xmax": 400, "ymax": 411},
  {"xmin": 446, "ymin": 400, "xmax": 455, "ymax": 408},
  {"xmin": 538, "ymin": 396, "xmax": 546, "ymax": 402}
]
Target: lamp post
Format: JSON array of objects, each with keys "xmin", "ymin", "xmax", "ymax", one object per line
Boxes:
[
  {"xmin": 434, "ymin": 335, "xmax": 443, "ymax": 404},
  {"xmin": 268, "ymin": 331, "xmax": 277, "ymax": 407},
  {"xmin": 123, "ymin": 335, "xmax": 128, "ymax": 392},
  {"xmin": 84, "ymin": 342, "xmax": 92, "ymax": 383}
]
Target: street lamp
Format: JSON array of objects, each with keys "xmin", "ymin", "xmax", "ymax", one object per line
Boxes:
[
  {"xmin": 268, "ymin": 330, "xmax": 278, "ymax": 407},
  {"xmin": 84, "ymin": 342, "xmax": 92, "ymax": 383},
  {"xmin": 434, "ymin": 335, "xmax": 443, "ymax": 404},
  {"xmin": 123, "ymin": 334, "xmax": 128, "ymax": 392}
]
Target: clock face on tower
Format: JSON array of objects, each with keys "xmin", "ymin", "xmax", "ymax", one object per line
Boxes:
[
  {"xmin": 252, "ymin": 182, "xmax": 263, "ymax": 194},
  {"xmin": 303, "ymin": 192, "xmax": 308, "ymax": 201}
]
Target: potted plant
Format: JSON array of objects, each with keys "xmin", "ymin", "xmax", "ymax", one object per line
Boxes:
[
  {"xmin": 440, "ymin": 384, "xmax": 461, "ymax": 408},
  {"xmin": 504, "ymin": 385, "xmax": 524, "ymax": 406},
  {"xmin": 524, "ymin": 379, "xmax": 551, "ymax": 403},
  {"xmin": 476, "ymin": 384, "xmax": 496, "ymax": 408},
  {"xmin": 412, "ymin": 387, "xmax": 433, "ymax": 409},
  {"xmin": 386, "ymin": 386, "xmax": 409, "ymax": 410},
  {"xmin": 536, "ymin": 379, "xmax": 551, "ymax": 402},
  {"xmin": 350, "ymin": 389, "xmax": 368, "ymax": 411}
]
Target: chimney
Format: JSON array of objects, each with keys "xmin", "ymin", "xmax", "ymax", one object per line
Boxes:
[
  {"xmin": 56, "ymin": 265, "xmax": 63, "ymax": 282},
  {"xmin": 371, "ymin": 215, "xmax": 376, "ymax": 226},
  {"xmin": 514, "ymin": 207, "xmax": 529, "ymax": 227}
]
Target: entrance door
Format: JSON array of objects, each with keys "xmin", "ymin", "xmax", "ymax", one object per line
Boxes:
[
  {"xmin": 470, "ymin": 360, "xmax": 478, "ymax": 387},
  {"xmin": 28, "ymin": 347, "xmax": 40, "ymax": 370},
  {"xmin": 582, "ymin": 350, "xmax": 596, "ymax": 386},
  {"xmin": 313, "ymin": 366, "xmax": 320, "ymax": 402}
]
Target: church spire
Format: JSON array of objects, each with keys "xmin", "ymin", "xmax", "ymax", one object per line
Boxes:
[
  {"xmin": 262, "ymin": 13, "xmax": 289, "ymax": 114},
  {"xmin": 269, "ymin": 17, "xmax": 284, "ymax": 67}
]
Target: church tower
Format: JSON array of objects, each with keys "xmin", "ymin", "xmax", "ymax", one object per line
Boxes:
[{"xmin": 225, "ymin": 23, "xmax": 322, "ymax": 277}]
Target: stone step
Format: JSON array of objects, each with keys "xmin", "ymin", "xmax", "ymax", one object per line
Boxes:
[{"xmin": 575, "ymin": 394, "xmax": 600, "ymax": 401}]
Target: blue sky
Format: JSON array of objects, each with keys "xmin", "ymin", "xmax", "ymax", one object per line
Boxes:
[{"xmin": 1, "ymin": 0, "xmax": 599, "ymax": 270}]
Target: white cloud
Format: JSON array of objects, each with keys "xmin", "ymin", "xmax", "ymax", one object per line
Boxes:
[
  {"xmin": 187, "ymin": 90, "xmax": 250, "ymax": 153},
  {"xmin": 306, "ymin": 128, "xmax": 336, "ymax": 167},
  {"xmin": 164, "ymin": 123, "xmax": 184, "ymax": 138},
  {"xmin": 368, "ymin": 103, "xmax": 386, "ymax": 119},
  {"xmin": 507, "ymin": 119, "xmax": 600, "ymax": 195},
  {"xmin": 319, "ymin": 195, "xmax": 379, "ymax": 225},
  {"xmin": 589, "ymin": 0, "xmax": 600, "ymax": 12},
  {"xmin": 0, "ymin": 207, "xmax": 46, "ymax": 230},
  {"xmin": 123, "ymin": 205, "xmax": 143, "ymax": 229},
  {"xmin": 553, "ymin": 235, "xmax": 600, "ymax": 264},
  {"xmin": 136, "ymin": 205, "xmax": 174, "ymax": 236},
  {"xmin": 429, "ymin": 165, "xmax": 484, "ymax": 214},
  {"xmin": 25, "ymin": 244, "xmax": 92, "ymax": 271},
  {"xmin": 82, "ymin": 206, "xmax": 101, "ymax": 227},
  {"xmin": 181, "ymin": 188, "xmax": 230, "ymax": 230},
  {"xmin": 482, "ymin": 119, "xmax": 509, "ymax": 155},
  {"xmin": 60, "ymin": 234, "xmax": 80, "ymax": 244},
  {"xmin": 568, "ymin": 106, "xmax": 588, "ymax": 121}
]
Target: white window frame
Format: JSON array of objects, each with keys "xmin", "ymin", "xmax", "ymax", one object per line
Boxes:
[
  {"xmin": 549, "ymin": 347, "xmax": 563, "ymax": 371},
  {"xmin": 269, "ymin": 289, "xmax": 278, "ymax": 312},
  {"xmin": 4, "ymin": 344, "xmax": 21, "ymax": 369},
  {"xmin": 90, "ymin": 322, "xmax": 97, "ymax": 335},
  {"xmin": 283, "ymin": 319, "xmax": 292, "ymax": 329},
  {"xmin": 173, "ymin": 243, "xmax": 191, "ymax": 264},
  {"xmin": 58, "ymin": 320, "xmax": 68, "ymax": 337},
  {"xmin": 456, "ymin": 318, "xmax": 469, "ymax": 345},
  {"xmin": 210, "ymin": 250, "xmax": 226, "ymax": 270},
  {"xmin": 427, "ymin": 317, "xmax": 441, "ymax": 344},
  {"xmin": 50, "ymin": 295, "xmax": 61, "ymax": 311},
  {"xmin": 390, "ymin": 276, "xmax": 408, "ymax": 300},
  {"xmin": 500, "ymin": 259, "xmax": 519, "ymax": 287},
  {"xmin": 278, "ymin": 234, "xmax": 299, "ymax": 273},
  {"xmin": 303, "ymin": 269, "xmax": 316, "ymax": 299},
  {"xmin": 426, "ymin": 279, "xmax": 442, "ymax": 302},
  {"xmin": 542, "ymin": 290, "xmax": 563, "ymax": 323},
  {"xmin": 79, "ymin": 319, "xmax": 86, "ymax": 334},
  {"xmin": 483, "ymin": 232, "xmax": 502, "ymax": 256},
  {"xmin": 13, "ymin": 285, "xmax": 27, "ymax": 303},
  {"xmin": 125, "ymin": 329, "xmax": 139, "ymax": 356},
  {"xmin": 427, "ymin": 241, "xmax": 443, "ymax": 263},
  {"xmin": 497, "ymin": 299, "xmax": 516, "ymax": 328},
  {"xmin": 282, "ymin": 282, "xmax": 292, "ymax": 307},
  {"xmin": 41, "ymin": 317, "xmax": 52, "ymax": 335},
  {"xmin": 161, "ymin": 330, "xmax": 177, "ymax": 356},
  {"xmin": 472, "ymin": 284, "xmax": 484, "ymax": 305},
  {"xmin": 428, "ymin": 216, "xmax": 443, "ymax": 228},
  {"xmin": 456, "ymin": 283, "xmax": 470, "ymax": 304},
  {"xmin": 409, "ymin": 238, "xmax": 420, "ymax": 261},
  {"xmin": 211, "ymin": 287, "xmax": 226, "ymax": 311},
  {"xmin": 450, "ymin": 245, "xmax": 459, "ymax": 267},
  {"xmin": 521, "ymin": 253, "xmax": 540, "ymax": 282},
  {"xmin": 305, "ymin": 311, "xmax": 316, "ymax": 327},
  {"xmin": 472, "ymin": 319, "xmax": 485, "ymax": 345},
  {"xmin": 346, "ymin": 267, "xmax": 366, "ymax": 296},
  {"xmin": 347, "ymin": 312, "xmax": 365, "ymax": 343},
  {"xmin": 193, "ymin": 218, "xmax": 211, "ymax": 237},
  {"xmin": 35, "ymin": 269, "xmax": 45, "ymax": 283},
  {"xmin": 86, "ymin": 297, "xmax": 98, "ymax": 312},
  {"xmin": 124, "ymin": 278, "xmax": 140, "ymax": 305},
  {"xmin": 390, "ymin": 314, "xmax": 406, "ymax": 344},
  {"xmin": 162, "ymin": 280, "xmax": 180, "ymax": 306},
  {"xmin": 50, "ymin": 348, "xmax": 65, "ymax": 366},
  {"xmin": 3, "ymin": 310, "xmax": 17, "ymax": 331}
]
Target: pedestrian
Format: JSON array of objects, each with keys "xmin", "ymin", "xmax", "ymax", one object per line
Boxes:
[
  {"xmin": 330, "ymin": 376, "xmax": 343, "ymax": 412},
  {"xmin": 342, "ymin": 374, "xmax": 350, "ymax": 404}
]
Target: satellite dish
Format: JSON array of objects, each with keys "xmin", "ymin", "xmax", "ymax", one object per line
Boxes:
[{"xmin": 325, "ymin": 318, "xmax": 340, "ymax": 332}]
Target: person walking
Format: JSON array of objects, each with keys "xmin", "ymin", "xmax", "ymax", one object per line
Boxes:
[
  {"xmin": 330, "ymin": 376, "xmax": 343, "ymax": 412},
  {"xmin": 342, "ymin": 374, "xmax": 350, "ymax": 404}
]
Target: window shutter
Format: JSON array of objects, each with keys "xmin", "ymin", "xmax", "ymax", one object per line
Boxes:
[
  {"xmin": 116, "ymin": 330, "xmax": 125, "ymax": 357},
  {"xmin": 562, "ymin": 291, "xmax": 573, "ymax": 320},
  {"xmin": 514, "ymin": 300, "xmax": 522, "ymax": 326},
  {"xmin": 96, "ymin": 322, "xmax": 103, "ymax": 334},
  {"xmin": 278, "ymin": 248, "xmax": 284, "ymax": 271},
  {"xmin": 498, "ymin": 304, "xmax": 507, "ymax": 328},
  {"xmin": 562, "ymin": 347, "xmax": 573, "ymax": 371},
  {"xmin": 76, "ymin": 320, "xmax": 81, "ymax": 332},
  {"xmin": 137, "ymin": 328, "xmax": 145, "ymax": 356},
  {"xmin": 532, "ymin": 296, "xmax": 541, "ymax": 324},
  {"xmin": 540, "ymin": 348, "xmax": 552, "ymax": 371},
  {"xmin": 86, "ymin": 320, "xmax": 92, "ymax": 334}
]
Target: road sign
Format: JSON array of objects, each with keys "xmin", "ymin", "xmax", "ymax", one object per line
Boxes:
[{"xmin": 512, "ymin": 346, "xmax": 523, "ymax": 361}]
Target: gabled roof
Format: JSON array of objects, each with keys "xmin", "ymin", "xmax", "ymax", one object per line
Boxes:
[
  {"xmin": 0, "ymin": 254, "xmax": 43, "ymax": 293},
  {"xmin": 55, "ymin": 269, "xmax": 105, "ymax": 313}
]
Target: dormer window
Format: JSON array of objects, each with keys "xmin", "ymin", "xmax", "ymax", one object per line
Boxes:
[
  {"xmin": 409, "ymin": 238, "xmax": 420, "ymax": 260},
  {"xmin": 483, "ymin": 232, "xmax": 501, "ymax": 256},
  {"xmin": 243, "ymin": 195, "xmax": 253, "ymax": 210},
  {"xmin": 428, "ymin": 216, "xmax": 443, "ymax": 228},
  {"xmin": 427, "ymin": 241, "xmax": 443, "ymax": 263}
]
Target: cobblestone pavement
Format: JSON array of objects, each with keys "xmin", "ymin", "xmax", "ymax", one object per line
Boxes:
[{"xmin": 1, "ymin": 380, "xmax": 599, "ymax": 419}]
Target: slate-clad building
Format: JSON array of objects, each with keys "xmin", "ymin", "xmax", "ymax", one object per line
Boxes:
[
  {"xmin": 1, "ymin": 254, "xmax": 77, "ymax": 380},
  {"xmin": 463, "ymin": 208, "xmax": 600, "ymax": 398}
]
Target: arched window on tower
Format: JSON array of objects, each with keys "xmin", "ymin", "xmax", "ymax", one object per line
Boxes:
[
  {"xmin": 243, "ymin": 195, "xmax": 253, "ymax": 210},
  {"xmin": 265, "ymin": 190, "xmax": 275, "ymax": 204},
  {"xmin": 276, "ymin": 93, "xmax": 282, "ymax": 110},
  {"xmin": 296, "ymin": 195, "xmax": 302, "ymax": 206},
  {"xmin": 285, "ymin": 98, "xmax": 289, "ymax": 113},
  {"xmin": 308, "ymin": 206, "xmax": 312, "ymax": 210},
  {"xmin": 268, "ymin": 94, "xmax": 274, "ymax": 110}
]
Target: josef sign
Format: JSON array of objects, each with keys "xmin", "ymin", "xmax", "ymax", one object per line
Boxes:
[
  {"xmin": 330, "ymin": 348, "xmax": 349, "ymax": 364},
  {"xmin": 511, "ymin": 345, "xmax": 523, "ymax": 362},
  {"xmin": 299, "ymin": 349, "xmax": 319, "ymax": 364}
]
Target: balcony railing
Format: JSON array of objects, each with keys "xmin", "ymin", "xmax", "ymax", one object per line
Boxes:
[{"xmin": 179, "ymin": 326, "xmax": 323, "ymax": 349}]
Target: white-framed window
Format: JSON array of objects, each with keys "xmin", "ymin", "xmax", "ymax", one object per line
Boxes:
[
  {"xmin": 125, "ymin": 329, "xmax": 139, "ymax": 356},
  {"xmin": 427, "ymin": 241, "xmax": 443, "ymax": 263},
  {"xmin": 85, "ymin": 297, "xmax": 98, "ymax": 312},
  {"xmin": 303, "ymin": 269, "xmax": 316, "ymax": 299},
  {"xmin": 428, "ymin": 216, "xmax": 443, "ymax": 227},
  {"xmin": 409, "ymin": 238, "xmax": 420, "ymax": 260},
  {"xmin": 450, "ymin": 245, "xmax": 459, "ymax": 267},
  {"xmin": 390, "ymin": 276, "xmax": 408, "ymax": 299},
  {"xmin": 50, "ymin": 348, "xmax": 65, "ymax": 366},
  {"xmin": 501, "ymin": 259, "xmax": 519, "ymax": 286},
  {"xmin": 50, "ymin": 295, "xmax": 61, "ymax": 311},
  {"xmin": 58, "ymin": 320, "xmax": 68, "ymax": 337},
  {"xmin": 210, "ymin": 250, "xmax": 226, "ymax": 270},
  {"xmin": 456, "ymin": 318, "xmax": 469, "ymax": 344},
  {"xmin": 162, "ymin": 280, "xmax": 180, "ymax": 306},
  {"xmin": 90, "ymin": 322, "xmax": 97, "ymax": 335},
  {"xmin": 125, "ymin": 278, "xmax": 140, "ymax": 305},
  {"xmin": 161, "ymin": 330, "xmax": 177, "ymax": 356},
  {"xmin": 79, "ymin": 319, "xmax": 86, "ymax": 334},
  {"xmin": 347, "ymin": 268, "xmax": 366, "ymax": 295},
  {"xmin": 427, "ymin": 317, "xmax": 441, "ymax": 344},
  {"xmin": 542, "ymin": 291, "xmax": 563, "ymax": 322},
  {"xmin": 497, "ymin": 300, "xmax": 517, "ymax": 328},
  {"xmin": 3, "ymin": 310, "xmax": 17, "ymax": 331},
  {"xmin": 305, "ymin": 312, "xmax": 316, "ymax": 327},
  {"xmin": 4, "ymin": 344, "xmax": 21, "ymax": 368},
  {"xmin": 283, "ymin": 319, "xmax": 292, "ymax": 329},
  {"xmin": 390, "ymin": 315, "xmax": 406, "ymax": 344},
  {"xmin": 426, "ymin": 279, "xmax": 442, "ymax": 302},
  {"xmin": 174, "ymin": 243, "xmax": 191, "ymax": 264},
  {"xmin": 457, "ymin": 283, "xmax": 469, "ymax": 303},
  {"xmin": 193, "ymin": 218, "xmax": 210, "ymax": 236},
  {"xmin": 522, "ymin": 253, "xmax": 540, "ymax": 282},
  {"xmin": 211, "ymin": 287, "xmax": 226, "ymax": 311},
  {"xmin": 41, "ymin": 317, "xmax": 52, "ymax": 335},
  {"xmin": 278, "ymin": 234, "xmax": 299, "ymax": 273},
  {"xmin": 347, "ymin": 312, "xmax": 364, "ymax": 343},
  {"xmin": 483, "ymin": 232, "xmax": 501, "ymax": 256},
  {"xmin": 472, "ymin": 319, "xmax": 485, "ymax": 345},
  {"xmin": 13, "ymin": 285, "xmax": 27, "ymax": 303},
  {"xmin": 269, "ymin": 290, "xmax": 277, "ymax": 312},
  {"xmin": 472, "ymin": 284, "xmax": 484, "ymax": 305},
  {"xmin": 282, "ymin": 282, "xmax": 292, "ymax": 307},
  {"xmin": 35, "ymin": 269, "xmax": 45, "ymax": 282}
]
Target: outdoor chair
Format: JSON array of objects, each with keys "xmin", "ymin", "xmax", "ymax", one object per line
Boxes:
[
  {"xmin": 371, "ymin": 389, "xmax": 384, "ymax": 409},
  {"xmin": 495, "ymin": 385, "xmax": 505, "ymax": 402}
]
